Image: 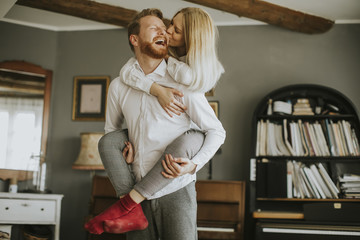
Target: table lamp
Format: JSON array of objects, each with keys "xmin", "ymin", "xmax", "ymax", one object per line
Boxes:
[{"xmin": 72, "ymin": 132, "xmax": 104, "ymax": 170}]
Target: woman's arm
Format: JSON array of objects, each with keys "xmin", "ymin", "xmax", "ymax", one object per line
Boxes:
[
  {"xmin": 120, "ymin": 57, "xmax": 153, "ymax": 94},
  {"xmin": 120, "ymin": 57, "xmax": 187, "ymax": 117},
  {"xmin": 167, "ymin": 56, "xmax": 193, "ymax": 86}
]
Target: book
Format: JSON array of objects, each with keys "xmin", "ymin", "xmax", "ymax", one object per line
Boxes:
[
  {"xmin": 267, "ymin": 121, "xmax": 282, "ymax": 156},
  {"xmin": 338, "ymin": 121, "xmax": 349, "ymax": 156},
  {"xmin": 317, "ymin": 163, "xmax": 339, "ymax": 198},
  {"xmin": 351, "ymin": 128, "xmax": 360, "ymax": 155},
  {"xmin": 302, "ymin": 123, "xmax": 315, "ymax": 156},
  {"xmin": 259, "ymin": 120, "xmax": 267, "ymax": 156},
  {"xmin": 256, "ymin": 121, "xmax": 261, "ymax": 156},
  {"xmin": 310, "ymin": 164, "xmax": 333, "ymax": 198},
  {"xmin": 287, "ymin": 161, "xmax": 293, "ymax": 198},
  {"xmin": 304, "ymin": 166, "xmax": 326, "ymax": 199},
  {"xmin": 307, "ymin": 123, "xmax": 321, "ymax": 156},
  {"xmin": 314, "ymin": 122, "xmax": 330, "ymax": 156},
  {"xmin": 299, "ymin": 165, "xmax": 314, "ymax": 198},
  {"xmin": 331, "ymin": 120, "xmax": 344, "ymax": 156},
  {"xmin": 339, "ymin": 174, "xmax": 360, "ymax": 182},
  {"xmin": 275, "ymin": 124, "xmax": 290, "ymax": 155},
  {"xmin": 298, "ymin": 120, "xmax": 309, "ymax": 156},
  {"xmin": 283, "ymin": 119, "xmax": 296, "ymax": 156},
  {"xmin": 325, "ymin": 119, "xmax": 337, "ymax": 156},
  {"xmin": 342, "ymin": 120, "xmax": 355, "ymax": 156},
  {"xmin": 292, "ymin": 161, "xmax": 305, "ymax": 198},
  {"xmin": 300, "ymin": 165, "xmax": 319, "ymax": 198}
]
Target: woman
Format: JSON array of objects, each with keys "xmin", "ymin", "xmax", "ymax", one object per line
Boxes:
[
  {"xmin": 121, "ymin": 7, "xmax": 224, "ymax": 116},
  {"xmin": 85, "ymin": 7, "xmax": 225, "ymax": 235}
]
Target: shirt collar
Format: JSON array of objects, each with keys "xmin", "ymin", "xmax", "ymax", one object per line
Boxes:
[{"xmin": 134, "ymin": 58, "xmax": 167, "ymax": 77}]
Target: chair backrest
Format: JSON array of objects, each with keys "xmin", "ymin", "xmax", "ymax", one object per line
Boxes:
[{"xmin": 196, "ymin": 180, "xmax": 246, "ymax": 240}]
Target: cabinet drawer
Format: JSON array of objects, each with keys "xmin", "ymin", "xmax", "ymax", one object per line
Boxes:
[{"xmin": 0, "ymin": 199, "xmax": 56, "ymax": 223}]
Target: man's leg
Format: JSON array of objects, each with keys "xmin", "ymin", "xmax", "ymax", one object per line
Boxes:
[
  {"xmin": 157, "ymin": 181, "xmax": 198, "ymax": 240},
  {"xmin": 134, "ymin": 130, "xmax": 204, "ymax": 198},
  {"xmin": 125, "ymin": 200, "xmax": 158, "ymax": 240}
]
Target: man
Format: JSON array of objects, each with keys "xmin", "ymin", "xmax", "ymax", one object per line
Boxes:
[{"xmin": 87, "ymin": 8, "xmax": 225, "ymax": 240}]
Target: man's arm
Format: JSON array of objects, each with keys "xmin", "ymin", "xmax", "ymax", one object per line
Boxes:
[
  {"xmin": 164, "ymin": 91, "xmax": 226, "ymax": 175},
  {"xmin": 104, "ymin": 78, "xmax": 124, "ymax": 134},
  {"xmin": 161, "ymin": 92, "xmax": 225, "ymax": 178},
  {"xmin": 185, "ymin": 92, "xmax": 226, "ymax": 172}
]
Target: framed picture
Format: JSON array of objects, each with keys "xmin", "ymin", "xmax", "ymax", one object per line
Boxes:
[
  {"xmin": 72, "ymin": 76, "xmax": 110, "ymax": 121},
  {"xmin": 209, "ymin": 101, "xmax": 219, "ymax": 118}
]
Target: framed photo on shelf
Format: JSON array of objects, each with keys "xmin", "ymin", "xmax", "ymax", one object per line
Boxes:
[
  {"xmin": 209, "ymin": 101, "xmax": 219, "ymax": 118},
  {"xmin": 72, "ymin": 76, "xmax": 110, "ymax": 121}
]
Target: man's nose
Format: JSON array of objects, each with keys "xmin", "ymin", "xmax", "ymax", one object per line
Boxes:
[{"xmin": 158, "ymin": 28, "xmax": 166, "ymax": 35}]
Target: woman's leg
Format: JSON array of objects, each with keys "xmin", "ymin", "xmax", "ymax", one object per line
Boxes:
[
  {"xmin": 98, "ymin": 129, "xmax": 134, "ymax": 196},
  {"xmin": 85, "ymin": 130, "xmax": 147, "ymax": 235},
  {"xmin": 134, "ymin": 129, "xmax": 205, "ymax": 198},
  {"xmin": 102, "ymin": 130, "xmax": 204, "ymax": 235}
]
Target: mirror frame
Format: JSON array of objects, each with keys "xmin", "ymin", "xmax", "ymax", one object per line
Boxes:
[{"xmin": 0, "ymin": 60, "xmax": 52, "ymax": 181}]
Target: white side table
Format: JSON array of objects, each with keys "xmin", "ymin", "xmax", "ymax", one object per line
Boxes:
[{"xmin": 0, "ymin": 192, "xmax": 63, "ymax": 240}]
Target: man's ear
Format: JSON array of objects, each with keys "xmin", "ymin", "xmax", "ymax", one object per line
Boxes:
[{"xmin": 129, "ymin": 35, "xmax": 139, "ymax": 48}]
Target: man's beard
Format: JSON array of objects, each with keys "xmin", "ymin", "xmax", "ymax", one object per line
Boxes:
[{"xmin": 140, "ymin": 39, "xmax": 168, "ymax": 59}]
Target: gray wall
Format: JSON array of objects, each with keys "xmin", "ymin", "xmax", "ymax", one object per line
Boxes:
[{"xmin": 1, "ymin": 21, "xmax": 360, "ymax": 239}]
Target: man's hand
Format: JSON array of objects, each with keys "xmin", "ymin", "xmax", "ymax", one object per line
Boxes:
[
  {"xmin": 161, "ymin": 154, "xmax": 197, "ymax": 178},
  {"xmin": 150, "ymin": 83, "xmax": 187, "ymax": 117}
]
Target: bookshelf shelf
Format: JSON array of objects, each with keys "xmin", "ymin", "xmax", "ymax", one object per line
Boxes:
[
  {"xmin": 255, "ymin": 156, "xmax": 360, "ymax": 162},
  {"xmin": 256, "ymin": 198, "xmax": 360, "ymax": 202},
  {"xmin": 257, "ymin": 114, "xmax": 357, "ymax": 121},
  {"xmin": 250, "ymin": 84, "xmax": 360, "ymax": 239}
]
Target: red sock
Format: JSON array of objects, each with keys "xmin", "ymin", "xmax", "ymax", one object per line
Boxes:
[
  {"xmin": 103, "ymin": 205, "xmax": 148, "ymax": 233},
  {"xmin": 84, "ymin": 194, "xmax": 138, "ymax": 234}
]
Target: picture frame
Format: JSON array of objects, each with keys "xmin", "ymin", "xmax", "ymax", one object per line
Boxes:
[
  {"xmin": 209, "ymin": 101, "xmax": 219, "ymax": 118},
  {"xmin": 205, "ymin": 88, "xmax": 215, "ymax": 97},
  {"xmin": 72, "ymin": 76, "xmax": 110, "ymax": 121}
]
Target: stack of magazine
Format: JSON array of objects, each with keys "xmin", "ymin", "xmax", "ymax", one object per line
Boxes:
[
  {"xmin": 287, "ymin": 161, "xmax": 339, "ymax": 199},
  {"xmin": 339, "ymin": 174, "xmax": 360, "ymax": 199},
  {"xmin": 256, "ymin": 119, "xmax": 360, "ymax": 157}
]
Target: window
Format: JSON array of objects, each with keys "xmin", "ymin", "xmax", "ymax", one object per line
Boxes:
[{"xmin": 0, "ymin": 97, "xmax": 43, "ymax": 170}]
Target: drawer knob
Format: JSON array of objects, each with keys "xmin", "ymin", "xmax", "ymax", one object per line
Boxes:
[
  {"xmin": 41, "ymin": 208, "xmax": 44, "ymax": 211},
  {"xmin": 5, "ymin": 207, "xmax": 9, "ymax": 210}
]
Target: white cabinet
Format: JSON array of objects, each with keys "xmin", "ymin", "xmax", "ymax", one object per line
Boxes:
[{"xmin": 0, "ymin": 192, "xmax": 63, "ymax": 240}]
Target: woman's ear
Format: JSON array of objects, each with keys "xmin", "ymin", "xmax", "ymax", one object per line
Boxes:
[{"xmin": 129, "ymin": 35, "xmax": 139, "ymax": 48}]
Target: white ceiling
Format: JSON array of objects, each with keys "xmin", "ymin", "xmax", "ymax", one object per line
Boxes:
[{"xmin": 1, "ymin": 0, "xmax": 360, "ymax": 31}]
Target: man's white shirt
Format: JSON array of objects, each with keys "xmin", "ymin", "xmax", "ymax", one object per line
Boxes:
[{"xmin": 105, "ymin": 59, "xmax": 225, "ymax": 199}]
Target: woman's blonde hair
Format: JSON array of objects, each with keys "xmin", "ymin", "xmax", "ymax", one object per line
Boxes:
[{"xmin": 169, "ymin": 7, "xmax": 224, "ymax": 92}]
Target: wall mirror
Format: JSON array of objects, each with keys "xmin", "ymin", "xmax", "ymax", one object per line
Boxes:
[{"xmin": 0, "ymin": 60, "xmax": 52, "ymax": 181}]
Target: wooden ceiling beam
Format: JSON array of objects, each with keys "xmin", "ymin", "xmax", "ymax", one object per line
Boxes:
[
  {"xmin": 16, "ymin": 0, "xmax": 138, "ymax": 28},
  {"xmin": 184, "ymin": 0, "xmax": 334, "ymax": 34}
]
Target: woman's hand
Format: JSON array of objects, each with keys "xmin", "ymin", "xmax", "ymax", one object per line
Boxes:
[
  {"xmin": 122, "ymin": 141, "xmax": 134, "ymax": 164},
  {"xmin": 150, "ymin": 83, "xmax": 187, "ymax": 117},
  {"xmin": 161, "ymin": 154, "xmax": 197, "ymax": 178}
]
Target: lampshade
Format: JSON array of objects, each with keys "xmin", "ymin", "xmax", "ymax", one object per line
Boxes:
[{"xmin": 72, "ymin": 132, "xmax": 104, "ymax": 170}]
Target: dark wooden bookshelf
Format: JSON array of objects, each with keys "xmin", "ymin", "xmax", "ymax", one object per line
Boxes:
[{"xmin": 250, "ymin": 84, "xmax": 360, "ymax": 240}]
